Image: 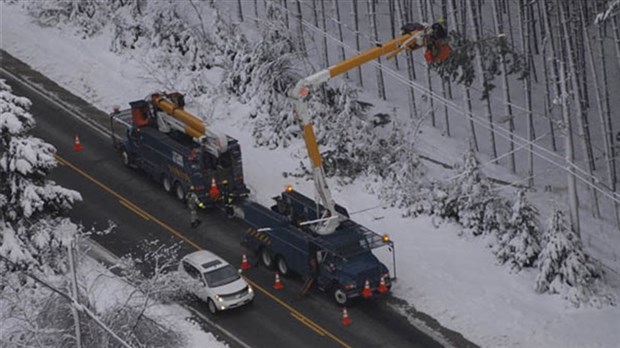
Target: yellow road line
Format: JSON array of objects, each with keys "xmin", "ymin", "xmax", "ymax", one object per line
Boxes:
[
  {"xmin": 118, "ymin": 199, "xmax": 150, "ymax": 220},
  {"xmin": 290, "ymin": 311, "xmax": 326, "ymax": 336},
  {"xmin": 245, "ymin": 278, "xmax": 351, "ymax": 348},
  {"xmin": 55, "ymin": 154, "xmax": 351, "ymax": 348},
  {"xmin": 55, "ymin": 155, "xmax": 201, "ymax": 250}
]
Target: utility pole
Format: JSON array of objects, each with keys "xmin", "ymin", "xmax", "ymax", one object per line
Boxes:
[{"xmin": 68, "ymin": 238, "xmax": 83, "ymax": 348}]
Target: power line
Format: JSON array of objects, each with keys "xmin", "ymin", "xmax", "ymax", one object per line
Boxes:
[
  {"xmin": 0, "ymin": 254, "xmax": 134, "ymax": 348},
  {"xmin": 258, "ymin": 0, "xmax": 620, "ymax": 205}
]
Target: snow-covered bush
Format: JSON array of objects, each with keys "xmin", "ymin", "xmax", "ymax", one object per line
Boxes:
[
  {"xmin": 444, "ymin": 149, "xmax": 498, "ymax": 236},
  {"xmin": 494, "ymin": 189, "xmax": 541, "ymax": 270},
  {"xmin": 25, "ymin": 0, "xmax": 126, "ymax": 37},
  {"xmin": 535, "ymin": 207, "xmax": 614, "ymax": 307}
]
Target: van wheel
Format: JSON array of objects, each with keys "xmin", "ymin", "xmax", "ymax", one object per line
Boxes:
[
  {"xmin": 175, "ymin": 183, "xmax": 185, "ymax": 201},
  {"xmin": 162, "ymin": 177, "xmax": 172, "ymax": 194},
  {"xmin": 277, "ymin": 256, "xmax": 289, "ymax": 276},
  {"xmin": 333, "ymin": 287, "xmax": 348, "ymax": 306},
  {"xmin": 207, "ymin": 298, "xmax": 218, "ymax": 315},
  {"xmin": 260, "ymin": 248, "xmax": 274, "ymax": 269}
]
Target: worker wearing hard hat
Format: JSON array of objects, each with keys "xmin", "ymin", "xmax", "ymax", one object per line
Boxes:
[
  {"xmin": 187, "ymin": 186, "xmax": 204, "ymax": 228},
  {"xmin": 425, "ymin": 18, "xmax": 451, "ymax": 64}
]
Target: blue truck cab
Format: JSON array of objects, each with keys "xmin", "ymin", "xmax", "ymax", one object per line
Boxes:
[
  {"xmin": 110, "ymin": 95, "xmax": 249, "ymax": 206},
  {"xmin": 241, "ymin": 188, "xmax": 395, "ymax": 305}
]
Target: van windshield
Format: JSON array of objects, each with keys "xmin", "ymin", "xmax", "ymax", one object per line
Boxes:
[{"xmin": 204, "ymin": 265, "xmax": 240, "ymax": 287}]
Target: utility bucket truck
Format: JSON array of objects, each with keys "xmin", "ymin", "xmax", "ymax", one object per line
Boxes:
[
  {"xmin": 240, "ymin": 21, "xmax": 445, "ymax": 305},
  {"xmin": 110, "ymin": 92, "xmax": 249, "ymax": 207}
]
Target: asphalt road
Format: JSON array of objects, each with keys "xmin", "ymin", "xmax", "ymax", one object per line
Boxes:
[{"xmin": 1, "ymin": 50, "xmax": 476, "ymax": 348}]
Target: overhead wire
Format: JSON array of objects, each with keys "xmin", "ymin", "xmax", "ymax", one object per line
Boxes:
[{"xmin": 258, "ymin": 0, "xmax": 620, "ymax": 204}]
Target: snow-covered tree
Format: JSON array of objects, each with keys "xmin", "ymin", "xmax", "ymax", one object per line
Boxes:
[
  {"xmin": 535, "ymin": 206, "xmax": 613, "ymax": 307},
  {"xmin": 0, "ymin": 80, "xmax": 81, "ymax": 273},
  {"xmin": 444, "ymin": 149, "xmax": 496, "ymax": 235},
  {"xmin": 494, "ymin": 189, "xmax": 541, "ymax": 270}
]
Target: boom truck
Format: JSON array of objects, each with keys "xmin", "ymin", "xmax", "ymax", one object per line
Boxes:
[
  {"xmin": 110, "ymin": 92, "xmax": 249, "ymax": 208},
  {"xmin": 240, "ymin": 22, "xmax": 447, "ymax": 305}
]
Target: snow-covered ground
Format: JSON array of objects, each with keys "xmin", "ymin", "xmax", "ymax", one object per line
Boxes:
[{"xmin": 2, "ymin": 3, "xmax": 620, "ymax": 348}]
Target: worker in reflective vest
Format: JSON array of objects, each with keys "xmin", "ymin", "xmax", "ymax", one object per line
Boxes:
[{"xmin": 187, "ymin": 186, "xmax": 204, "ymax": 228}]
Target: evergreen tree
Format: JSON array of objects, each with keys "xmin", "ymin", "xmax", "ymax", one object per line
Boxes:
[
  {"xmin": 494, "ymin": 189, "xmax": 541, "ymax": 270},
  {"xmin": 535, "ymin": 206, "xmax": 612, "ymax": 307},
  {"xmin": 0, "ymin": 80, "xmax": 81, "ymax": 274},
  {"xmin": 445, "ymin": 149, "xmax": 495, "ymax": 235}
]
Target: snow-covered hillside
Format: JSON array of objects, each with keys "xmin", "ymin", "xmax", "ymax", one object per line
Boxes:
[{"xmin": 2, "ymin": 1, "xmax": 620, "ymax": 347}]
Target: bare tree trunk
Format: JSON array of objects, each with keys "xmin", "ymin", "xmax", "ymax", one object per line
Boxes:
[
  {"xmin": 427, "ymin": 0, "xmax": 451, "ymax": 135},
  {"xmin": 367, "ymin": 0, "xmax": 386, "ymax": 100},
  {"xmin": 333, "ymin": 0, "xmax": 346, "ymax": 77},
  {"xmin": 311, "ymin": 0, "xmax": 319, "ymax": 28},
  {"xmin": 561, "ymin": 1, "xmax": 600, "ymax": 218},
  {"xmin": 586, "ymin": 3, "xmax": 616, "ymax": 192},
  {"xmin": 420, "ymin": 0, "xmax": 435, "ymax": 126},
  {"xmin": 237, "ymin": 0, "xmax": 243, "ymax": 22},
  {"xmin": 351, "ymin": 0, "xmax": 363, "ymax": 86},
  {"xmin": 492, "ymin": 0, "xmax": 515, "ymax": 172},
  {"xmin": 320, "ymin": 0, "xmax": 329, "ymax": 68},
  {"xmin": 530, "ymin": 1, "xmax": 540, "ymax": 55},
  {"xmin": 388, "ymin": 0, "xmax": 400, "ymax": 70},
  {"xmin": 254, "ymin": 0, "xmax": 259, "ymax": 26},
  {"xmin": 282, "ymin": 0, "xmax": 289, "ymax": 29},
  {"xmin": 613, "ymin": 15, "xmax": 620, "ymax": 69},
  {"xmin": 440, "ymin": 0, "xmax": 453, "ymax": 136},
  {"xmin": 449, "ymin": 0, "xmax": 477, "ymax": 149},
  {"xmin": 560, "ymin": 61, "xmax": 581, "ymax": 237},
  {"xmin": 396, "ymin": 0, "xmax": 419, "ymax": 119},
  {"xmin": 468, "ymin": 0, "xmax": 497, "ymax": 159},
  {"xmin": 518, "ymin": 0, "xmax": 534, "ymax": 186},
  {"xmin": 540, "ymin": 1, "xmax": 557, "ymax": 152},
  {"xmin": 295, "ymin": 0, "xmax": 306, "ymax": 54},
  {"xmin": 526, "ymin": 1, "xmax": 538, "ymax": 83}
]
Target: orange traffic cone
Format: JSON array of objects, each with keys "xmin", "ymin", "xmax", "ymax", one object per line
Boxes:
[
  {"xmin": 209, "ymin": 178, "xmax": 220, "ymax": 201},
  {"xmin": 361, "ymin": 279, "xmax": 372, "ymax": 298},
  {"xmin": 73, "ymin": 134, "xmax": 83, "ymax": 151},
  {"xmin": 341, "ymin": 306, "xmax": 352, "ymax": 326},
  {"xmin": 377, "ymin": 276, "xmax": 388, "ymax": 294},
  {"xmin": 273, "ymin": 272, "xmax": 284, "ymax": 290},
  {"xmin": 240, "ymin": 254, "xmax": 250, "ymax": 271}
]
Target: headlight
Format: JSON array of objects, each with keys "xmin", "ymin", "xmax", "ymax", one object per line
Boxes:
[
  {"xmin": 248, "ymin": 286, "xmax": 253, "ymax": 294},
  {"xmin": 343, "ymin": 282, "xmax": 357, "ymax": 290},
  {"xmin": 214, "ymin": 295, "xmax": 223, "ymax": 302}
]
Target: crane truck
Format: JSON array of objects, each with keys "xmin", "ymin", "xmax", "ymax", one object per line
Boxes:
[
  {"xmin": 110, "ymin": 92, "xmax": 249, "ymax": 208},
  {"xmin": 240, "ymin": 22, "xmax": 444, "ymax": 305}
]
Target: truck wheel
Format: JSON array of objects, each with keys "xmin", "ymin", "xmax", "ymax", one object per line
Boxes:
[
  {"xmin": 260, "ymin": 248, "xmax": 274, "ymax": 269},
  {"xmin": 333, "ymin": 287, "xmax": 349, "ymax": 306},
  {"xmin": 121, "ymin": 149, "xmax": 131, "ymax": 167},
  {"xmin": 207, "ymin": 298, "xmax": 218, "ymax": 315},
  {"xmin": 162, "ymin": 177, "xmax": 172, "ymax": 194},
  {"xmin": 276, "ymin": 257, "xmax": 289, "ymax": 276},
  {"xmin": 175, "ymin": 183, "xmax": 185, "ymax": 201}
]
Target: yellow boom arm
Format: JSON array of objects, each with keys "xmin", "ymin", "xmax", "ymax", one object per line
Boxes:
[{"xmin": 289, "ymin": 27, "xmax": 426, "ymax": 235}]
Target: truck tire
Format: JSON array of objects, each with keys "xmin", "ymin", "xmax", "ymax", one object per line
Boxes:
[
  {"xmin": 276, "ymin": 256, "xmax": 289, "ymax": 276},
  {"xmin": 260, "ymin": 248, "xmax": 274, "ymax": 269},
  {"xmin": 162, "ymin": 176, "xmax": 172, "ymax": 194},
  {"xmin": 175, "ymin": 183, "xmax": 185, "ymax": 201},
  {"xmin": 332, "ymin": 287, "xmax": 349, "ymax": 306},
  {"xmin": 207, "ymin": 298, "xmax": 218, "ymax": 315}
]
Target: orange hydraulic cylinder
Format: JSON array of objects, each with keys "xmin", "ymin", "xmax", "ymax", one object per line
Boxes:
[{"xmin": 303, "ymin": 124, "xmax": 322, "ymax": 168}]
